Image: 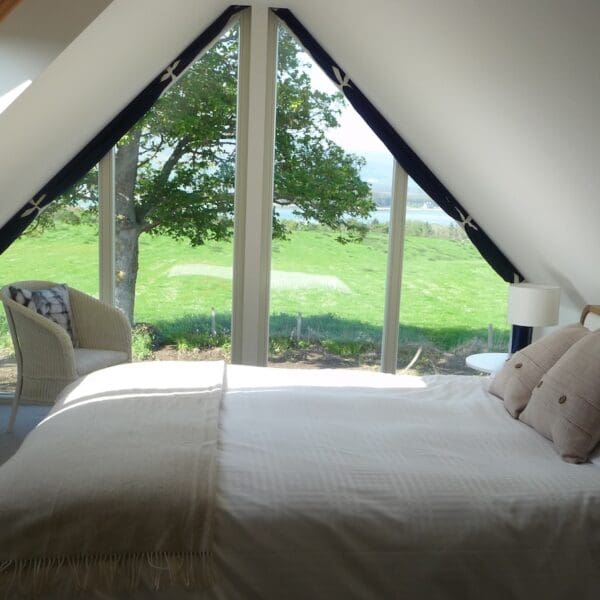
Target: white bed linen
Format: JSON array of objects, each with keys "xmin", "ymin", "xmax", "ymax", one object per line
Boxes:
[
  {"xmin": 212, "ymin": 367, "xmax": 600, "ymax": 600},
  {"xmin": 34, "ymin": 367, "xmax": 600, "ymax": 599}
]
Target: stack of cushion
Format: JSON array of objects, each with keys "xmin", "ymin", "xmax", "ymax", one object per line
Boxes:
[{"xmin": 489, "ymin": 325, "xmax": 600, "ymax": 463}]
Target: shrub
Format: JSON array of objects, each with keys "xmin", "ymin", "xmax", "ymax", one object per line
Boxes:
[{"xmin": 132, "ymin": 327, "xmax": 154, "ymax": 360}]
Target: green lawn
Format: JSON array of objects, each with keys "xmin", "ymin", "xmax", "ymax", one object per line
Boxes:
[{"xmin": 0, "ymin": 222, "xmax": 509, "ymax": 353}]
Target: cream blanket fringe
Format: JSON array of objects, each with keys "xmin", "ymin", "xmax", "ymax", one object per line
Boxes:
[
  {"xmin": 0, "ymin": 361, "xmax": 225, "ymax": 599},
  {"xmin": 0, "ymin": 551, "xmax": 214, "ymax": 596}
]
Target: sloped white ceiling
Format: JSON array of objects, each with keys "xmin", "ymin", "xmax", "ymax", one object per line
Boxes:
[
  {"xmin": 0, "ymin": 0, "xmax": 112, "ymax": 101},
  {"xmin": 0, "ymin": 0, "xmax": 599, "ymax": 320},
  {"xmin": 0, "ymin": 0, "xmax": 230, "ymax": 227}
]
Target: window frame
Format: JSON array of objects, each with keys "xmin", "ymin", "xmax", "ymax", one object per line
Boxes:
[{"xmin": 95, "ymin": 7, "xmax": 409, "ymax": 372}]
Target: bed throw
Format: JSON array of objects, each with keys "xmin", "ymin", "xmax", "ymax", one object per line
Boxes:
[{"xmin": 0, "ymin": 360, "xmax": 225, "ymax": 597}]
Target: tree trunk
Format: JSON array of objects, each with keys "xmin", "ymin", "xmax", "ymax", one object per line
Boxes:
[
  {"xmin": 114, "ymin": 129, "xmax": 143, "ymax": 324},
  {"xmin": 115, "ymin": 226, "xmax": 139, "ymax": 325}
]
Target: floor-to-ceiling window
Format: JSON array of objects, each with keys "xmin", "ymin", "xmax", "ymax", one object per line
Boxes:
[
  {"xmin": 112, "ymin": 23, "xmax": 240, "ymax": 361},
  {"xmin": 0, "ymin": 8, "xmax": 512, "ymax": 386},
  {"xmin": 268, "ymin": 23, "xmax": 394, "ymax": 369},
  {"xmin": 397, "ymin": 179, "xmax": 509, "ymax": 374}
]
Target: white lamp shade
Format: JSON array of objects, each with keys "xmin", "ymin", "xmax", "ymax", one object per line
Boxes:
[{"xmin": 508, "ymin": 284, "xmax": 561, "ymax": 327}]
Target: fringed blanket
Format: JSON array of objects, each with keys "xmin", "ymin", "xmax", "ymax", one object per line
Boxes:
[{"xmin": 0, "ymin": 360, "xmax": 225, "ymax": 597}]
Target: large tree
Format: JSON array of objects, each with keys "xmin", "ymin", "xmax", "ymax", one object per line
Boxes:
[{"xmin": 51, "ymin": 26, "xmax": 373, "ymax": 323}]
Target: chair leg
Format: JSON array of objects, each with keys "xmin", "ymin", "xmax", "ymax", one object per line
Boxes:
[{"xmin": 6, "ymin": 392, "xmax": 19, "ymax": 433}]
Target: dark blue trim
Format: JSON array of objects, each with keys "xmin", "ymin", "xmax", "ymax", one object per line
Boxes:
[
  {"xmin": 273, "ymin": 8, "xmax": 523, "ymax": 284},
  {"xmin": 0, "ymin": 5, "xmax": 247, "ymax": 255}
]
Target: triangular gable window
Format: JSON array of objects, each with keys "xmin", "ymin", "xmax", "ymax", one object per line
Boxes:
[{"xmin": 0, "ymin": 6, "xmax": 521, "ymax": 372}]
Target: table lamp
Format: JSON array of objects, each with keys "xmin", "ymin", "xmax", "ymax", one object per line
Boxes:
[{"xmin": 508, "ymin": 283, "xmax": 560, "ymax": 353}]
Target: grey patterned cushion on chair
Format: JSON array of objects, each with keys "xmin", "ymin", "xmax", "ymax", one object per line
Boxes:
[{"xmin": 10, "ymin": 284, "xmax": 76, "ymax": 344}]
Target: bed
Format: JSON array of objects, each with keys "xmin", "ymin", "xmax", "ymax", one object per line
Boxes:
[{"xmin": 1, "ymin": 313, "xmax": 600, "ymax": 599}]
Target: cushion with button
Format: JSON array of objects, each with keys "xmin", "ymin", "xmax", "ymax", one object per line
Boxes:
[
  {"xmin": 488, "ymin": 324, "xmax": 588, "ymax": 418},
  {"xmin": 519, "ymin": 331, "xmax": 600, "ymax": 463}
]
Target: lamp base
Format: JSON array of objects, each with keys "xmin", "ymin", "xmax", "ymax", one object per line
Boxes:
[{"xmin": 511, "ymin": 325, "xmax": 533, "ymax": 353}]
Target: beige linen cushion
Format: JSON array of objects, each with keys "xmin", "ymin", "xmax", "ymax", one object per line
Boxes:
[
  {"xmin": 519, "ymin": 331, "xmax": 600, "ymax": 463},
  {"xmin": 489, "ymin": 324, "xmax": 588, "ymax": 417}
]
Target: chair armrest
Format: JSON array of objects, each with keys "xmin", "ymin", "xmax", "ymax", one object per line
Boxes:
[
  {"xmin": 7, "ymin": 300, "xmax": 78, "ymax": 381},
  {"xmin": 69, "ymin": 290, "xmax": 132, "ymax": 359}
]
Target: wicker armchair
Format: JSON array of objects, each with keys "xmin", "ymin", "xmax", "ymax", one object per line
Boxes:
[{"xmin": 1, "ymin": 281, "xmax": 131, "ymax": 432}]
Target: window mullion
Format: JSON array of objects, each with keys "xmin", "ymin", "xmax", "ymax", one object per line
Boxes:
[
  {"xmin": 98, "ymin": 149, "xmax": 115, "ymax": 306},
  {"xmin": 381, "ymin": 161, "xmax": 408, "ymax": 373},
  {"xmin": 232, "ymin": 6, "xmax": 278, "ymax": 366}
]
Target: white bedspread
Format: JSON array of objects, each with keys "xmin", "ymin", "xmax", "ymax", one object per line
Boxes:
[
  {"xmin": 6, "ymin": 365, "xmax": 600, "ymax": 599},
  {"xmin": 211, "ymin": 367, "xmax": 600, "ymax": 600}
]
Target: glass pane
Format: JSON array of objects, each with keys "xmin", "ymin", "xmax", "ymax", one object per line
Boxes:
[
  {"xmin": 0, "ymin": 167, "xmax": 99, "ymax": 394},
  {"xmin": 398, "ymin": 178, "xmax": 510, "ymax": 374},
  {"xmin": 269, "ymin": 25, "xmax": 393, "ymax": 369},
  {"xmin": 114, "ymin": 24, "xmax": 239, "ymax": 362}
]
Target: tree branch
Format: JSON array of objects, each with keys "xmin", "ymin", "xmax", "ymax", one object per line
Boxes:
[
  {"xmin": 136, "ymin": 137, "xmax": 191, "ymax": 223},
  {"xmin": 140, "ymin": 219, "xmax": 161, "ymax": 234},
  {"xmin": 157, "ymin": 136, "xmax": 191, "ymax": 186}
]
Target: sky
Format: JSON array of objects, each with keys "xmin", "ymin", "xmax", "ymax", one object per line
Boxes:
[
  {"xmin": 309, "ymin": 63, "xmax": 387, "ymax": 154},
  {"xmin": 309, "ymin": 61, "xmax": 432, "ymax": 199}
]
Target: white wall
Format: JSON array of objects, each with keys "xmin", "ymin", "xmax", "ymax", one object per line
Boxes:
[{"xmin": 0, "ymin": 0, "xmax": 112, "ymax": 100}]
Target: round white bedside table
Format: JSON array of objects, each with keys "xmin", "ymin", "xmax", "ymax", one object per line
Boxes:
[{"xmin": 465, "ymin": 352, "xmax": 509, "ymax": 374}]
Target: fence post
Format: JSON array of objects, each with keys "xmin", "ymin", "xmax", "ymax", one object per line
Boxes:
[
  {"xmin": 211, "ymin": 307, "xmax": 217, "ymax": 336},
  {"xmin": 296, "ymin": 313, "xmax": 302, "ymax": 340}
]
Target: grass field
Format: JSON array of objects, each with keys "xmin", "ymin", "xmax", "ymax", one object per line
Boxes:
[{"xmin": 0, "ymin": 222, "xmax": 510, "ymax": 356}]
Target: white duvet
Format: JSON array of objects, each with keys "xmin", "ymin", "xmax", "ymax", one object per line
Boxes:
[
  {"xmin": 10, "ymin": 365, "xmax": 600, "ymax": 599},
  {"xmin": 212, "ymin": 367, "xmax": 600, "ymax": 600}
]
